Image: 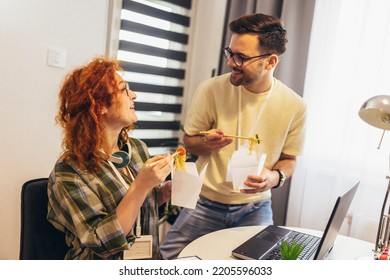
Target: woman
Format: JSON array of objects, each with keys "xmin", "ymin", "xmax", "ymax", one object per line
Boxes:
[{"xmin": 47, "ymin": 57, "xmax": 172, "ymax": 259}]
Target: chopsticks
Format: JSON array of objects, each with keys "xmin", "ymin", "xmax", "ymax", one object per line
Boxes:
[
  {"xmin": 199, "ymin": 131, "xmax": 261, "ymax": 143},
  {"xmin": 144, "ymin": 151, "xmax": 181, "ymax": 167}
]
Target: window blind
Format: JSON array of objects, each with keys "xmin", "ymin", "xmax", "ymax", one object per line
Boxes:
[{"xmin": 118, "ymin": 0, "xmax": 192, "ymax": 155}]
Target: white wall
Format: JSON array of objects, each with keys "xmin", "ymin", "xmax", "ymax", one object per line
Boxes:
[{"xmin": 0, "ymin": 0, "xmax": 110, "ymax": 259}]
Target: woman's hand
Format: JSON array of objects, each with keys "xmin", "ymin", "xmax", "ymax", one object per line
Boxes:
[
  {"xmin": 133, "ymin": 154, "xmax": 173, "ymax": 191},
  {"xmin": 157, "ymin": 181, "xmax": 172, "ymax": 206}
]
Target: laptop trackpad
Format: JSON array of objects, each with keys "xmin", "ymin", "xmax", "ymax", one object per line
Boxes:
[
  {"xmin": 256, "ymin": 230, "xmax": 281, "ymax": 243},
  {"xmin": 233, "ymin": 228, "xmax": 283, "ymax": 259}
]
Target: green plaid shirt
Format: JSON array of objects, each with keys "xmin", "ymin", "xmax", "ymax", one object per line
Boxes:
[{"xmin": 47, "ymin": 138, "xmax": 161, "ymax": 260}]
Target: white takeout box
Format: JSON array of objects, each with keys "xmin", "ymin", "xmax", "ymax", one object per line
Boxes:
[
  {"xmin": 171, "ymin": 162, "xmax": 208, "ymax": 209},
  {"xmin": 227, "ymin": 150, "xmax": 267, "ymax": 189}
]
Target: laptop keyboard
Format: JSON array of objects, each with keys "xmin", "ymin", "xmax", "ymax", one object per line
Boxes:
[{"xmin": 265, "ymin": 232, "xmax": 321, "ymax": 260}]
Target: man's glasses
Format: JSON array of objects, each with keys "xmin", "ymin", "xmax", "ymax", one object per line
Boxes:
[{"xmin": 224, "ymin": 47, "xmax": 272, "ymax": 67}]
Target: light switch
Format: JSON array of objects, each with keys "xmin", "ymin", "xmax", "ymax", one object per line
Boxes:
[{"xmin": 47, "ymin": 48, "xmax": 66, "ymax": 68}]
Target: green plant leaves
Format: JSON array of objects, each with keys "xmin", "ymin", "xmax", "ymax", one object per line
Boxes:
[{"xmin": 280, "ymin": 240, "xmax": 305, "ymax": 260}]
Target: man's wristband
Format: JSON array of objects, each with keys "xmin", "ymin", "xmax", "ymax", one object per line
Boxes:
[{"xmin": 273, "ymin": 169, "xmax": 286, "ymax": 188}]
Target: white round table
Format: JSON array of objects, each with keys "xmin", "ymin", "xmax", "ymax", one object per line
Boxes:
[{"xmin": 178, "ymin": 226, "xmax": 375, "ymax": 260}]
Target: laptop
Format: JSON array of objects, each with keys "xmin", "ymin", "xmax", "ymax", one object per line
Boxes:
[{"xmin": 232, "ymin": 181, "xmax": 359, "ymax": 260}]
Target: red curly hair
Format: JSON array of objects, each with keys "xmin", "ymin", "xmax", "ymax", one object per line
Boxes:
[{"xmin": 56, "ymin": 57, "xmax": 130, "ymax": 171}]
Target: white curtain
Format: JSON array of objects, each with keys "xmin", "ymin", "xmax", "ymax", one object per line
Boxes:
[{"xmin": 287, "ymin": 0, "xmax": 390, "ymax": 243}]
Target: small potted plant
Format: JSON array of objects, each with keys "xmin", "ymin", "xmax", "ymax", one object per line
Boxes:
[{"xmin": 279, "ymin": 240, "xmax": 305, "ymax": 260}]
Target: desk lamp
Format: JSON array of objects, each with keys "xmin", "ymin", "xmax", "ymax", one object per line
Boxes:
[{"xmin": 358, "ymin": 95, "xmax": 390, "ymax": 257}]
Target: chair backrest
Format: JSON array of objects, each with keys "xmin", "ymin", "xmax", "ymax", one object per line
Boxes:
[{"xmin": 19, "ymin": 178, "xmax": 68, "ymax": 260}]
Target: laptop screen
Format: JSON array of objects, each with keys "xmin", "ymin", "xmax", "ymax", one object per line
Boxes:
[{"xmin": 314, "ymin": 181, "xmax": 359, "ymax": 259}]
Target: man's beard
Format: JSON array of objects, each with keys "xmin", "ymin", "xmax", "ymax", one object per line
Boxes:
[
  {"xmin": 229, "ymin": 67, "xmax": 244, "ymax": 86},
  {"xmin": 229, "ymin": 69, "xmax": 253, "ymax": 87}
]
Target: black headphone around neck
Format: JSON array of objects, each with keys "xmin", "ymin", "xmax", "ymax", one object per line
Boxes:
[{"xmin": 100, "ymin": 143, "xmax": 131, "ymax": 168}]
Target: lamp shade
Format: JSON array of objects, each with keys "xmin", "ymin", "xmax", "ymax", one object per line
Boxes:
[{"xmin": 359, "ymin": 95, "xmax": 390, "ymax": 130}]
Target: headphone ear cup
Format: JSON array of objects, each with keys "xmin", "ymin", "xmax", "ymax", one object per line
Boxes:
[{"xmin": 111, "ymin": 151, "xmax": 130, "ymax": 168}]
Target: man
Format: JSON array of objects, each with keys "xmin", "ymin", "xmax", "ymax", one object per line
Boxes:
[{"xmin": 160, "ymin": 13, "xmax": 307, "ymax": 259}]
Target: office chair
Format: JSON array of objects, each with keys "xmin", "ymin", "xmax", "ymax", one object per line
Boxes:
[{"xmin": 19, "ymin": 178, "xmax": 68, "ymax": 260}]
